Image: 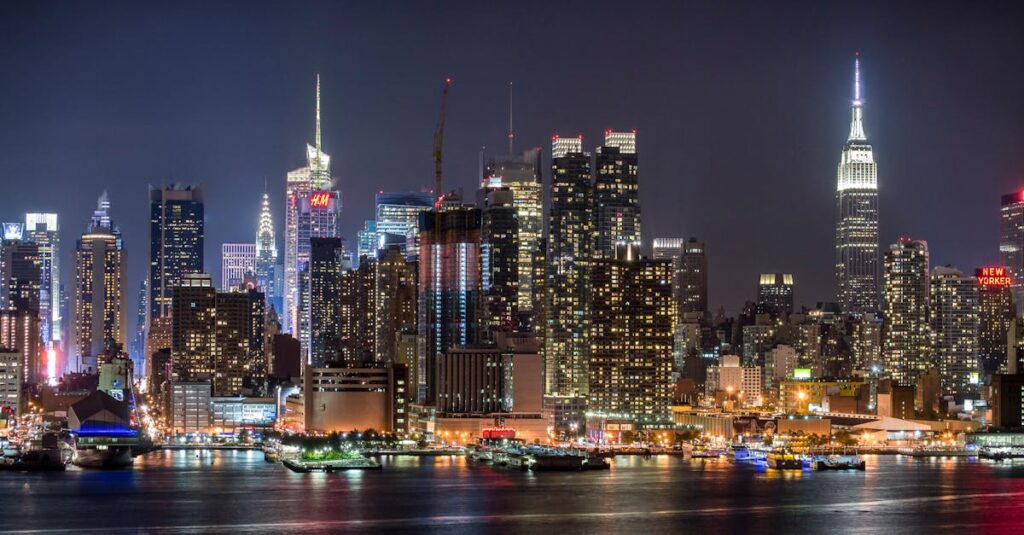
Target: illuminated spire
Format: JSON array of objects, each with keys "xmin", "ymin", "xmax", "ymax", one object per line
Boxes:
[
  {"xmin": 257, "ymin": 192, "xmax": 276, "ymax": 261},
  {"xmin": 848, "ymin": 52, "xmax": 866, "ymax": 141},
  {"xmin": 315, "ymin": 73, "xmax": 322, "ymax": 165}
]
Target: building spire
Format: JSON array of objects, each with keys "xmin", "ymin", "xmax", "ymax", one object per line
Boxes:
[
  {"xmin": 848, "ymin": 52, "xmax": 866, "ymax": 141},
  {"xmin": 315, "ymin": 73, "xmax": 322, "ymax": 165},
  {"xmin": 507, "ymin": 81, "xmax": 514, "ymax": 155}
]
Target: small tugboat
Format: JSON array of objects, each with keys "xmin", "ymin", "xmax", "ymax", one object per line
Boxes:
[{"xmin": 766, "ymin": 449, "xmax": 803, "ymax": 470}]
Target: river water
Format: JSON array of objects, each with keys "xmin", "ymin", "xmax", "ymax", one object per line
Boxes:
[{"xmin": 1, "ymin": 451, "xmax": 1023, "ymax": 533}]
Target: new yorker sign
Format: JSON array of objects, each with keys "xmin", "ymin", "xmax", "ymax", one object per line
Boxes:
[{"xmin": 976, "ymin": 266, "xmax": 1012, "ymax": 288}]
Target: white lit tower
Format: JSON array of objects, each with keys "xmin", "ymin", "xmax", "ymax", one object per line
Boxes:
[
  {"xmin": 835, "ymin": 53, "xmax": 880, "ymax": 315},
  {"xmin": 283, "ymin": 75, "xmax": 341, "ymax": 360}
]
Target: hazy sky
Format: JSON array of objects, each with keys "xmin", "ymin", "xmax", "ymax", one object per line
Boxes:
[{"xmin": 1, "ymin": 0, "xmax": 1023, "ymax": 320}]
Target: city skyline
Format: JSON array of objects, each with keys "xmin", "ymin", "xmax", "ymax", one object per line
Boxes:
[{"xmin": 1, "ymin": 2, "xmax": 1022, "ymax": 321}]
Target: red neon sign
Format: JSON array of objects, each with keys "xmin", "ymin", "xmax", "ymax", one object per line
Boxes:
[
  {"xmin": 310, "ymin": 191, "xmax": 332, "ymax": 208},
  {"xmin": 977, "ymin": 266, "xmax": 1012, "ymax": 288}
]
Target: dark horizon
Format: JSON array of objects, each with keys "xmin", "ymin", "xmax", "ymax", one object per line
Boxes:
[{"xmin": 2, "ymin": 0, "xmax": 1023, "ymax": 319}]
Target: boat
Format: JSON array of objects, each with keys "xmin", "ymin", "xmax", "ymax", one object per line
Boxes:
[
  {"xmin": 730, "ymin": 444, "xmax": 767, "ymax": 463},
  {"xmin": 978, "ymin": 446, "xmax": 1024, "ymax": 461},
  {"xmin": 689, "ymin": 448, "xmax": 721, "ymax": 459},
  {"xmin": 814, "ymin": 454, "xmax": 866, "ymax": 470},
  {"xmin": 766, "ymin": 449, "xmax": 803, "ymax": 470},
  {"xmin": 0, "ymin": 433, "xmax": 71, "ymax": 472}
]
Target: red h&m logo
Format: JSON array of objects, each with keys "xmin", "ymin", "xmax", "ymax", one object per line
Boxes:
[{"xmin": 310, "ymin": 192, "xmax": 332, "ymax": 208}]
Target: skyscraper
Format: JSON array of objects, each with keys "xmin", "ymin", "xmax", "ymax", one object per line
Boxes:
[
  {"xmin": 481, "ymin": 188, "xmax": 519, "ymax": 336},
  {"xmin": 131, "ymin": 279, "xmax": 147, "ymax": 373},
  {"xmin": 593, "ymin": 130, "xmax": 641, "ymax": 258},
  {"xmin": 482, "ymin": 149, "xmax": 542, "ymax": 326},
  {"xmin": 0, "ymin": 310, "xmax": 38, "ymax": 385},
  {"xmin": 308, "ymin": 238, "xmax": 343, "ymax": 368},
  {"xmin": 283, "ymin": 75, "xmax": 341, "ymax": 339},
  {"xmin": 883, "ymin": 239, "xmax": 930, "ymax": 386},
  {"xmin": 220, "ymin": 243, "xmax": 256, "ymax": 291},
  {"xmin": 652, "ymin": 238, "xmax": 684, "ymax": 268},
  {"xmin": 1, "ymin": 240, "xmax": 41, "ymax": 316},
  {"xmin": 756, "ymin": 273, "xmax": 795, "ymax": 316},
  {"xmin": 678, "ymin": 238, "xmax": 708, "ymax": 315},
  {"xmin": 929, "ymin": 266, "xmax": 979, "ymax": 399},
  {"xmin": 1000, "ymin": 191, "xmax": 1024, "ymax": 315},
  {"xmin": 171, "ymin": 273, "xmax": 263, "ymax": 396},
  {"xmin": 976, "ymin": 266, "xmax": 1014, "ymax": 376},
  {"xmin": 357, "ymin": 220, "xmax": 377, "ymax": 262},
  {"xmin": 417, "ymin": 205, "xmax": 483, "ymax": 402},
  {"xmin": 71, "ymin": 197, "xmax": 127, "ymax": 372},
  {"xmin": 545, "ymin": 135, "xmax": 592, "ymax": 400},
  {"xmin": 836, "ymin": 54, "xmax": 880, "ymax": 315},
  {"xmin": 255, "ymin": 192, "xmax": 280, "ymax": 313},
  {"xmin": 149, "ymin": 184, "xmax": 204, "ymax": 325},
  {"xmin": 171, "ymin": 274, "xmax": 216, "ymax": 386},
  {"xmin": 589, "ymin": 244, "xmax": 674, "ymax": 422},
  {"xmin": 373, "ymin": 246, "xmax": 417, "ymax": 365},
  {"xmin": 24, "ymin": 213, "xmax": 60, "ymax": 350},
  {"xmin": 375, "ymin": 192, "xmax": 434, "ymax": 261}
]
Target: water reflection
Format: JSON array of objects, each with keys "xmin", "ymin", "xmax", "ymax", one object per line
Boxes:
[{"xmin": 1, "ymin": 451, "xmax": 1023, "ymax": 532}]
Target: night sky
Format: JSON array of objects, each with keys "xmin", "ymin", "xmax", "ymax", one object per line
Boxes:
[{"xmin": 1, "ymin": 1, "xmax": 1023, "ymax": 322}]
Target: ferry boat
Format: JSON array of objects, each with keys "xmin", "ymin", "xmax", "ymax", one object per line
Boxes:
[{"xmin": 766, "ymin": 449, "xmax": 803, "ymax": 470}]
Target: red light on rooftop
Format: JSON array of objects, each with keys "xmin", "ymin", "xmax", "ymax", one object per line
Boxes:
[{"xmin": 552, "ymin": 133, "xmax": 559, "ymax": 140}]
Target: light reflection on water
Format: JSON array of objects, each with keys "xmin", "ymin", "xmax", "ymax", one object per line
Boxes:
[{"xmin": 2, "ymin": 451, "xmax": 1024, "ymax": 533}]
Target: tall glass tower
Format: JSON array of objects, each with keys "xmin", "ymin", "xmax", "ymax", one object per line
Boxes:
[
  {"xmin": 24, "ymin": 213, "xmax": 60, "ymax": 350},
  {"xmin": 283, "ymin": 74, "xmax": 341, "ymax": 348},
  {"xmin": 836, "ymin": 54, "xmax": 880, "ymax": 315},
  {"xmin": 148, "ymin": 184, "xmax": 204, "ymax": 324}
]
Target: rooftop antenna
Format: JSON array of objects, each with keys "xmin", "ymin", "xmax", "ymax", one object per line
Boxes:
[
  {"xmin": 853, "ymin": 51, "xmax": 862, "ymax": 105},
  {"xmin": 507, "ymin": 81, "xmax": 514, "ymax": 155}
]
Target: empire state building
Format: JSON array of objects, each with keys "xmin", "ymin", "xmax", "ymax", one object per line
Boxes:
[{"xmin": 836, "ymin": 54, "xmax": 880, "ymax": 315}]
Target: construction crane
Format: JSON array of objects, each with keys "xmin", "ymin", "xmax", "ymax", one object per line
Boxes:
[{"xmin": 432, "ymin": 77, "xmax": 451, "ymax": 212}]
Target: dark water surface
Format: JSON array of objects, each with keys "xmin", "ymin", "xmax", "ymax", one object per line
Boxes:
[{"xmin": 2, "ymin": 451, "xmax": 1024, "ymax": 533}]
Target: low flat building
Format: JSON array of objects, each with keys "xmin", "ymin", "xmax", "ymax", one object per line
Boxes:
[
  {"xmin": 170, "ymin": 381, "xmax": 212, "ymax": 434},
  {"xmin": 210, "ymin": 397, "xmax": 277, "ymax": 433},
  {"xmin": 432, "ymin": 413, "xmax": 552, "ymax": 444},
  {"xmin": 672, "ymin": 408, "xmax": 737, "ymax": 440},
  {"xmin": 303, "ymin": 363, "xmax": 408, "ymax": 434}
]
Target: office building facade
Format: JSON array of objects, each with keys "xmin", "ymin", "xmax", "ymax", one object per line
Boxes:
[{"xmin": 883, "ymin": 239, "xmax": 930, "ymax": 386}]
